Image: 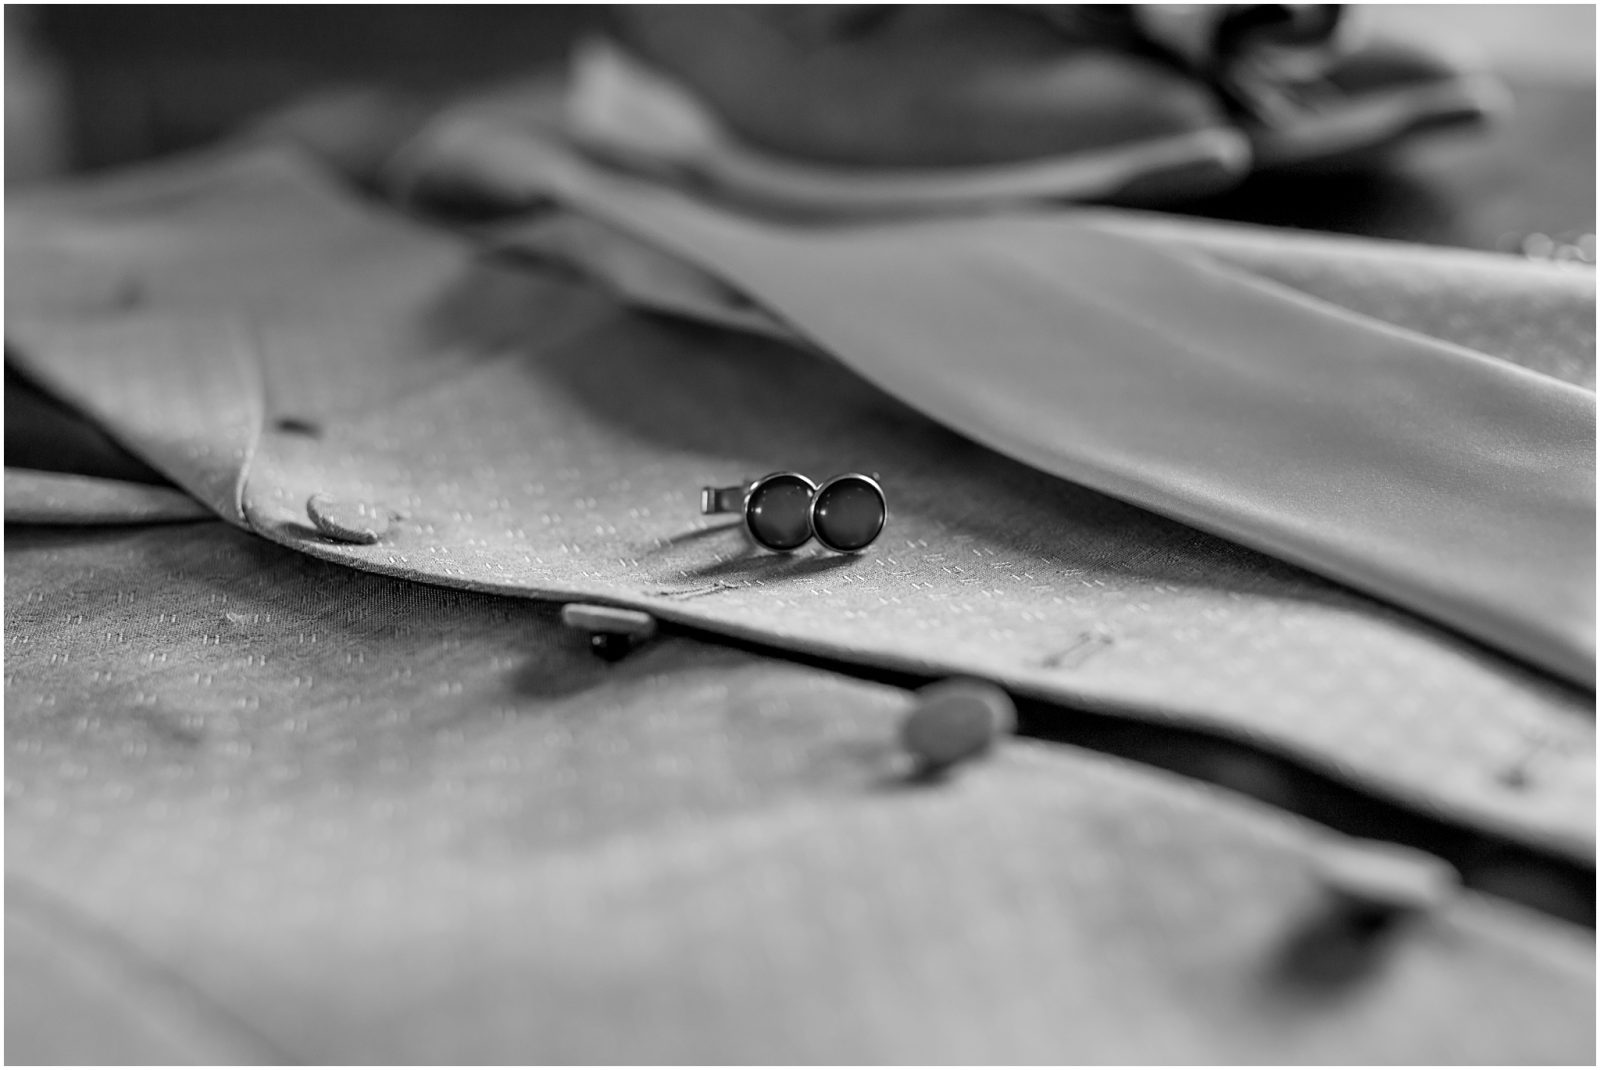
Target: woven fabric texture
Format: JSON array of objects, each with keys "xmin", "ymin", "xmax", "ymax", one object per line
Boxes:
[
  {"xmin": 5, "ymin": 469, "xmax": 209, "ymax": 525},
  {"xmin": 6, "ymin": 145, "xmax": 1593, "ymax": 861},
  {"xmin": 6, "ymin": 522, "xmax": 1593, "ymax": 1064},
  {"xmin": 401, "ymin": 116, "xmax": 1595, "ymax": 684}
]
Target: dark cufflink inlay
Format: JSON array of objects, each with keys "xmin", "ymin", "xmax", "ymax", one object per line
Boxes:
[
  {"xmin": 745, "ymin": 473, "xmax": 816, "ymax": 552},
  {"xmin": 810, "ymin": 473, "xmax": 886, "ymax": 553}
]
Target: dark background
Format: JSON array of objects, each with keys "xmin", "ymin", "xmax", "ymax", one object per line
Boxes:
[{"xmin": 6, "ymin": 4, "xmax": 1594, "ymax": 253}]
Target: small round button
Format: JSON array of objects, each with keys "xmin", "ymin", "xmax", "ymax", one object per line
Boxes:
[
  {"xmin": 745, "ymin": 473, "xmax": 815, "ymax": 551},
  {"xmin": 810, "ymin": 473, "xmax": 886, "ymax": 553},
  {"xmin": 1316, "ymin": 839, "xmax": 1459, "ymax": 914},
  {"xmin": 900, "ymin": 678, "xmax": 1015, "ymax": 772},
  {"xmin": 306, "ymin": 493, "xmax": 390, "ymax": 545}
]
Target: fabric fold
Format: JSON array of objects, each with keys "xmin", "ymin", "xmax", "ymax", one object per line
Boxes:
[
  {"xmin": 7, "ymin": 144, "xmax": 1593, "ymax": 859},
  {"xmin": 408, "ymin": 128, "xmax": 1594, "ymax": 685},
  {"xmin": 5, "ymin": 469, "xmax": 210, "ymax": 526},
  {"xmin": 5, "ymin": 315, "xmax": 263, "ymax": 526}
]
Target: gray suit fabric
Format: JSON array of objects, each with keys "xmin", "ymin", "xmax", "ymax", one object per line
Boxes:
[
  {"xmin": 7, "ymin": 146, "xmax": 1592, "ymax": 862},
  {"xmin": 6, "ymin": 522, "xmax": 1593, "ymax": 1063},
  {"xmin": 6, "ymin": 136, "xmax": 1596, "ymax": 1062}
]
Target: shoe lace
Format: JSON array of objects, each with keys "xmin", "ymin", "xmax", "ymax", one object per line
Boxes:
[{"xmin": 716, "ymin": 4, "xmax": 1356, "ymax": 124}]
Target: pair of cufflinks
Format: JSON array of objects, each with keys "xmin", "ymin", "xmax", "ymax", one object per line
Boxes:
[{"xmin": 701, "ymin": 472, "xmax": 886, "ymax": 553}]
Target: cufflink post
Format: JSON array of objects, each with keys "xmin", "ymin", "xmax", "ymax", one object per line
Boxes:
[{"xmin": 701, "ymin": 484, "xmax": 749, "ymax": 515}]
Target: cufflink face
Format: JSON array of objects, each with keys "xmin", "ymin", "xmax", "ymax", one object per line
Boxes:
[
  {"xmin": 702, "ymin": 471, "xmax": 881, "ymax": 553},
  {"xmin": 743, "ymin": 471, "xmax": 817, "ymax": 551},
  {"xmin": 809, "ymin": 473, "xmax": 886, "ymax": 553}
]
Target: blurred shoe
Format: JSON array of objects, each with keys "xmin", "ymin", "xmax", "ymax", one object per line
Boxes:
[
  {"xmin": 241, "ymin": 86, "xmax": 441, "ymax": 188},
  {"xmin": 1123, "ymin": 6, "xmax": 1508, "ymax": 171},
  {"xmin": 566, "ymin": 5, "xmax": 1250, "ymax": 214},
  {"xmin": 1240, "ymin": 36, "xmax": 1510, "ymax": 170}
]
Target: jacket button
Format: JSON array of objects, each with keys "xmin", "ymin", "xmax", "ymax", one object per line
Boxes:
[
  {"xmin": 900, "ymin": 678, "xmax": 1015, "ymax": 774},
  {"xmin": 560, "ymin": 603, "xmax": 658, "ymax": 662},
  {"xmin": 1316, "ymin": 839, "xmax": 1459, "ymax": 915},
  {"xmin": 306, "ymin": 493, "xmax": 391, "ymax": 544}
]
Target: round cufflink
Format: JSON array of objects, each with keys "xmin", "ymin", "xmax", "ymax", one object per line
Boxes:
[
  {"xmin": 701, "ymin": 471, "xmax": 817, "ymax": 552},
  {"xmin": 810, "ymin": 473, "xmax": 886, "ymax": 553}
]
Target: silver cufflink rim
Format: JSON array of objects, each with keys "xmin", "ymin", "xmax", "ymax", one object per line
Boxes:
[
  {"xmin": 701, "ymin": 470, "xmax": 819, "ymax": 552},
  {"xmin": 701, "ymin": 470, "xmax": 887, "ymax": 554},
  {"xmin": 809, "ymin": 472, "xmax": 887, "ymax": 554}
]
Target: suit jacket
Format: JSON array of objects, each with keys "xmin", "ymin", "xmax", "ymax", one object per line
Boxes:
[{"xmin": 5, "ymin": 130, "xmax": 1594, "ymax": 1062}]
